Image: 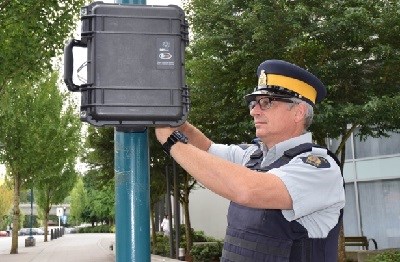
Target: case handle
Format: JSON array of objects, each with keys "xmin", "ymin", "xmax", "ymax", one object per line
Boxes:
[{"xmin": 64, "ymin": 39, "xmax": 87, "ymax": 92}]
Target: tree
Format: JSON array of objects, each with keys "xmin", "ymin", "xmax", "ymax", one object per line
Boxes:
[
  {"xmin": 0, "ymin": 0, "xmax": 87, "ymax": 253},
  {"xmin": 185, "ymin": 0, "xmax": 400, "ymax": 142},
  {"xmin": 149, "ymin": 151, "xmax": 168, "ymax": 251},
  {"xmin": 180, "ymin": 171, "xmax": 198, "ymax": 254},
  {"xmin": 0, "ymin": 182, "xmax": 13, "ymax": 230},
  {"xmin": 36, "ymin": 164, "xmax": 79, "ymax": 242},
  {"xmin": 31, "ymin": 72, "xmax": 81, "ymax": 242},
  {"xmin": 0, "ymin": 78, "xmax": 50, "ymax": 253},
  {"xmin": 82, "ymin": 126, "xmax": 114, "ymax": 186},
  {"xmin": 0, "ymin": 72, "xmax": 81, "ymax": 252},
  {"xmin": 184, "ymin": 0, "xmax": 302, "ymax": 143},
  {"xmin": 69, "ymin": 177, "xmax": 87, "ymax": 226},
  {"xmin": 0, "ymin": 0, "xmax": 86, "ymax": 90},
  {"xmin": 81, "ymin": 127, "xmax": 115, "ymax": 226},
  {"xmin": 88, "ymin": 179, "xmax": 115, "ymax": 225},
  {"xmin": 79, "ymin": 169, "xmax": 115, "ymax": 226},
  {"xmin": 184, "ymin": 0, "xmax": 400, "ymax": 261}
]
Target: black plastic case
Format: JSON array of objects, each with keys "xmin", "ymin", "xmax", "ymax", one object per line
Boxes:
[{"xmin": 64, "ymin": 1, "xmax": 189, "ymax": 127}]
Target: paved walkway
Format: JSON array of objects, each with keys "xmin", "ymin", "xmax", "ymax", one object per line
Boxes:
[{"xmin": 0, "ymin": 233, "xmax": 181, "ymax": 262}]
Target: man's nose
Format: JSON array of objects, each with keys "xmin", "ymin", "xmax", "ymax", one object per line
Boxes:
[{"xmin": 250, "ymin": 104, "xmax": 261, "ymax": 116}]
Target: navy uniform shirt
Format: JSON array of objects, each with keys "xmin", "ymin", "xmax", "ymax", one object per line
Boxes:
[{"xmin": 208, "ymin": 132, "xmax": 345, "ymax": 238}]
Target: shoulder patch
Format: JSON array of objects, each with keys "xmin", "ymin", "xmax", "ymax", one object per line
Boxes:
[{"xmin": 301, "ymin": 155, "xmax": 331, "ymax": 168}]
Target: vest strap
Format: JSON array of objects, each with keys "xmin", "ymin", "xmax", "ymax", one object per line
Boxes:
[
  {"xmin": 247, "ymin": 142, "xmax": 341, "ymax": 171},
  {"xmin": 221, "ymin": 250, "xmax": 253, "ymax": 262}
]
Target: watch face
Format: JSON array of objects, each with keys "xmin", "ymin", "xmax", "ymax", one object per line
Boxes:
[{"xmin": 173, "ymin": 131, "xmax": 188, "ymax": 143}]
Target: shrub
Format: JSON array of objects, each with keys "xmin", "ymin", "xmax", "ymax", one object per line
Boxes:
[
  {"xmin": 152, "ymin": 233, "xmax": 170, "ymax": 256},
  {"xmin": 190, "ymin": 241, "xmax": 223, "ymax": 262},
  {"xmin": 367, "ymin": 250, "xmax": 400, "ymax": 262},
  {"xmin": 22, "ymin": 215, "xmax": 40, "ymax": 228},
  {"xmin": 151, "ymin": 228, "xmax": 223, "ymax": 261},
  {"xmin": 78, "ymin": 224, "xmax": 112, "ymax": 233},
  {"xmin": 192, "ymin": 230, "xmax": 208, "ymax": 242}
]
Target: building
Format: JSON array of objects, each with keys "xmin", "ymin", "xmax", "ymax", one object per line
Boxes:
[
  {"xmin": 330, "ymin": 129, "xmax": 400, "ymax": 249},
  {"xmin": 189, "ymin": 130, "xmax": 400, "ymax": 250}
]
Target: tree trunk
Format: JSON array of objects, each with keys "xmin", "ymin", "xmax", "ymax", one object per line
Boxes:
[
  {"xmin": 44, "ymin": 192, "xmax": 51, "ymax": 242},
  {"xmin": 183, "ymin": 174, "xmax": 193, "ymax": 256},
  {"xmin": 338, "ymin": 222, "xmax": 346, "ymax": 262},
  {"xmin": 44, "ymin": 210, "xmax": 49, "ymax": 242},
  {"xmin": 150, "ymin": 204, "xmax": 157, "ymax": 254},
  {"xmin": 10, "ymin": 173, "xmax": 20, "ymax": 254}
]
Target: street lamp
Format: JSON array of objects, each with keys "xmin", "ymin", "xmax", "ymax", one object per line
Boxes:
[
  {"xmin": 25, "ymin": 187, "xmax": 36, "ymax": 247},
  {"xmin": 29, "ymin": 187, "xmax": 33, "ymax": 236}
]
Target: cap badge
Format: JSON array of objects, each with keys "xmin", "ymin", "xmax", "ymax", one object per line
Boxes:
[{"xmin": 258, "ymin": 70, "xmax": 267, "ymax": 86}]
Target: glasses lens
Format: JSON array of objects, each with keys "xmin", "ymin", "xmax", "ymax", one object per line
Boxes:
[
  {"xmin": 249, "ymin": 96, "xmax": 293, "ymax": 111},
  {"xmin": 258, "ymin": 97, "xmax": 271, "ymax": 110},
  {"xmin": 248, "ymin": 101, "xmax": 257, "ymax": 110},
  {"xmin": 248, "ymin": 97, "xmax": 271, "ymax": 110}
]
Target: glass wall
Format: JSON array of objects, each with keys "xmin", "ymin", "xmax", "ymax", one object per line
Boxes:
[
  {"xmin": 342, "ymin": 183, "xmax": 358, "ymax": 236},
  {"xmin": 338, "ymin": 130, "xmax": 400, "ymax": 250},
  {"xmin": 358, "ymin": 180, "xmax": 400, "ymax": 249},
  {"xmin": 354, "ymin": 131, "xmax": 400, "ymax": 158}
]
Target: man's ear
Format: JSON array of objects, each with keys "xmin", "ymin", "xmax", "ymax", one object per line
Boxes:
[{"xmin": 294, "ymin": 103, "xmax": 307, "ymax": 123}]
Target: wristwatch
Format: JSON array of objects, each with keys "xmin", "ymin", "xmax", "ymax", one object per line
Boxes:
[{"xmin": 162, "ymin": 130, "xmax": 188, "ymax": 155}]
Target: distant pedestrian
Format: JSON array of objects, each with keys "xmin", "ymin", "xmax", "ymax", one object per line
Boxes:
[
  {"xmin": 6, "ymin": 225, "xmax": 10, "ymax": 236},
  {"xmin": 160, "ymin": 215, "xmax": 170, "ymax": 237}
]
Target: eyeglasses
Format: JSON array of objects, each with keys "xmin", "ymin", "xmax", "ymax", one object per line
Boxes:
[{"xmin": 248, "ymin": 96, "xmax": 294, "ymax": 111}]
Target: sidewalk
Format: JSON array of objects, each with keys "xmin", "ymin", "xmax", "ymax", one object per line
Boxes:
[{"xmin": 0, "ymin": 233, "xmax": 181, "ymax": 262}]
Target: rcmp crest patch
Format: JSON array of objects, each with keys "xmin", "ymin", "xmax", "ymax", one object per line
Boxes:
[{"xmin": 301, "ymin": 155, "xmax": 330, "ymax": 168}]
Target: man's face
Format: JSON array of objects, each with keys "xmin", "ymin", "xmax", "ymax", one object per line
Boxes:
[{"xmin": 249, "ymin": 96, "xmax": 299, "ymax": 145}]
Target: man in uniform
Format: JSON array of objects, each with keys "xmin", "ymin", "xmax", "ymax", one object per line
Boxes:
[{"xmin": 155, "ymin": 59, "xmax": 345, "ymax": 261}]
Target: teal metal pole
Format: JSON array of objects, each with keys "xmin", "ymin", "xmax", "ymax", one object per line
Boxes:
[
  {"xmin": 115, "ymin": 128, "xmax": 150, "ymax": 262},
  {"xmin": 114, "ymin": 1, "xmax": 149, "ymax": 262}
]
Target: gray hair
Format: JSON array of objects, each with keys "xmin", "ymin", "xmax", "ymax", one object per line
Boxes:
[{"xmin": 288, "ymin": 98, "xmax": 314, "ymax": 130}]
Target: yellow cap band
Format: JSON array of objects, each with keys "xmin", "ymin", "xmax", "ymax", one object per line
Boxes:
[{"xmin": 267, "ymin": 74, "xmax": 317, "ymax": 103}]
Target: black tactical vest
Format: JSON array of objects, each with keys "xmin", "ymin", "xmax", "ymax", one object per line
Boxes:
[{"xmin": 221, "ymin": 143, "xmax": 343, "ymax": 262}]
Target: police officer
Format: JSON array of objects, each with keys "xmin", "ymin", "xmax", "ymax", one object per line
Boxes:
[{"xmin": 156, "ymin": 59, "xmax": 345, "ymax": 262}]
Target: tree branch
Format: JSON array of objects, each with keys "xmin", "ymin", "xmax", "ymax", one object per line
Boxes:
[{"xmin": 335, "ymin": 124, "xmax": 359, "ymax": 156}]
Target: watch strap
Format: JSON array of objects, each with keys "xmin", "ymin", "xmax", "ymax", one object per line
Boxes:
[
  {"xmin": 162, "ymin": 131, "xmax": 188, "ymax": 155},
  {"xmin": 162, "ymin": 136, "xmax": 177, "ymax": 155}
]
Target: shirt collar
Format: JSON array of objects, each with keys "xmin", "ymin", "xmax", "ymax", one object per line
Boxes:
[{"xmin": 261, "ymin": 132, "xmax": 312, "ymax": 164}]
